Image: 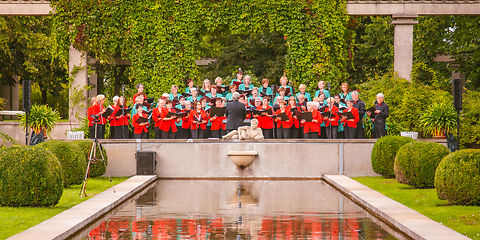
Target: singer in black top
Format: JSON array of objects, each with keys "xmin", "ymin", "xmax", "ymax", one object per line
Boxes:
[
  {"xmin": 369, "ymin": 93, "xmax": 389, "ymax": 138},
  {"xmin": 225, "ymin": 92, "xmax": 246, "ymax": 133},
  {"xmin": 351, "ymin": 91, "xmax": 366, "ymax": 139}
]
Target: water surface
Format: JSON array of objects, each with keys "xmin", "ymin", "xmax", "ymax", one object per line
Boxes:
[{"xmin": 73, "ymin": 180, "xmax": 408, "ymax": 240}]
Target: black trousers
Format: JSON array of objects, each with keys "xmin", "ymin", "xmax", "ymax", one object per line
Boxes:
[
  {"xmin": 134, "ymin": 132, "xmax": 148, "ymax": 139},
  {"xmin": 276, "ymin": 127, "xmax": 290, "ymax": 139},
  {"xmin": 191, "ymin": 129, "xmax": 205, "ymax": 139},
  {"xmin": 89, "ymin": 124, "xmax": 105, "ymax": 139},
  {"xmin": 326, "ymin": 126, "xmax": 338, "ymax": 139},
  {"xmin": 262, "ymin": 129, "xmax": 274, "ymax": 139},
  {"xmin": 290, "ymin": 127, "xmax": 301, "ymax": 138},
  {"xmin": 155, "ymin": 127, "xmax": 162, "ymax": 139},
  {"xmin": 118, "ymin": 125, "xmax": 130, "ymax": 139},
  {"xmin": 374, "ymin": 121, "xmax": 387, "ymax": 138},
  {"xmin": 211, "ymin": 129, "xmax": 226, "ymax": 139},
  {"xmin": 161, "ymin": 129, "xmax": 176, "ymax": 139},
  {"xmin": 344, "ymin": 125, "xmax": 357, "ymax": 139},
  {"xmin": 355, "ymin": 121, "xmax": 365, "ymax": 139},
  {"xmin": 304, "ymin": 132, "xmax": 319, "ymax": 139},
  {"xmin": 320, "ymin": 127, "xmax": 327, "ymax": 139}
]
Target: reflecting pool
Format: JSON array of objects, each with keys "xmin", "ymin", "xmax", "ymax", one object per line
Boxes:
[{"xmin": 71, "ymin": 180, "xmax": 409, "ymax": 240}]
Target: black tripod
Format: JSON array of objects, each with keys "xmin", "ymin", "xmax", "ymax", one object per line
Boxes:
[{"xmin": 80, "ymin": 118, "xmax": 114, "ymax": 198}]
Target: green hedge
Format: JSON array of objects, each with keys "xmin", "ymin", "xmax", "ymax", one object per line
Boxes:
[
  {"xmin": 435, "ymin": 149, "xmax": 480, "ymax": 205},
  {"xmin": 371, "ymin": 136, "xmax": 415, "ymax": 178},
  {"xmin": 394, "ymin": 141, "xmax": 450, "ymax": 188},
  {"xmin": 36, "ymin": 141, "xmax": 86, "ymax": 188},
  {"xmin": 0, "ymin": 146, "xmax": 63, "ymax": 206},
  {"xmin": 73, "ymin": 140, "xmax": 108, "ymax": 177}
]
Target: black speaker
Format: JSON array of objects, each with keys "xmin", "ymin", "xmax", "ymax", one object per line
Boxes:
[
  {"xmin": 453, "ymin": 78, "xmax": 462, "ymax": 111},
  {"xmin": 136, "ymin": 151, "xmax": 157, "ymax": 175},
  {"xmin": 23, "ymin": 80, "xmax": 31, "ymax": 111}
]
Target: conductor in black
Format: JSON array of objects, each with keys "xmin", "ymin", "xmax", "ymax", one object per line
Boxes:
[
  {"xmin": 373, "ymin": 93, "xmax": 389, "ymax": 138},
  {"xmin": 225, "ymin": 92, "xmax": 246, "ymax": 133}
]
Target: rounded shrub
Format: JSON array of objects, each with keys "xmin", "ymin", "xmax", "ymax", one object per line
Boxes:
[
  {"xmin": 73, "ymin": 140, "xmax": 108, "ymax": 177},
  {"xmin": 435, "ymin": 149, "xmax": 480, "ymax": 205},
  {"xmin": 0, "ymin": 146, "xmax": 63, "ymax": 206},
  {"xmin": 394, "ymin": 141, "xmax": 450, "ymax": 188},
  {"xmin": 36, "ymin": 141, "xmax": 86, "ymax": 188},
  {"xmin": 371, "ymin": 136, "xmax": 415, "ymax": 178}
]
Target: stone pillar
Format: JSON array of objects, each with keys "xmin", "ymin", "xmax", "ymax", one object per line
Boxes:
[
  {"xmin": 391, "ymin": 14, "xmax": 418, "ymax": 81},
  {"xmin": 1, "ymin": 76, "xmax": 19, "ymax": 111},
  {"xmin": 88, "ymin": 66, "xmax": 98, "ymax": 102},
  {"xmin": 68, "ymin": 46, "xmax": 88, "ymax": 122}
]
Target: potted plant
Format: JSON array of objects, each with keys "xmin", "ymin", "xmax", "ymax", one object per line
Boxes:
[
  {"xmin": 19, "ymin": 104, "xmax": 60, "ymax": 144},
  {"xmin": 419, "ymin": 102, "xmax": 457, "ymax": 139}
]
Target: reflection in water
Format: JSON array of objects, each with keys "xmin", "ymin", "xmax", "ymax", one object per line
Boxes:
[{"xmin": 78, "ymin": 180, "xmax": 403, "ymax": 240}]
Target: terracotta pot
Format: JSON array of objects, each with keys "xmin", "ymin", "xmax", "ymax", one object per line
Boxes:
[{"xmin": 433, "ymin": 128, "xmax": 446, "ymax": 139}]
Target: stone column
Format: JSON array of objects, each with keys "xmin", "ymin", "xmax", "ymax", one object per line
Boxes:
[
  {"xmin": 391, "ymin": 14, "xmax": 418, "ymax": 81},
  {"xmin": 1, "ymin": 75, "xmax": 19, "ymax": 111},
  {"xmin": 88, "ymin": 66, "xmax": 98, "ymax": 102},
  {"xmin": 68, "ymin": 46, "xmax": 88, "ymax": 122}
]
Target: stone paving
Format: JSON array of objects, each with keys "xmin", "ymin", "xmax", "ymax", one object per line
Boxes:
[
  {"xmin": 8, "ymin": 175, "xmax": 157, "ymax": 240},
  {"xmin": 323, "ymin": 175, "xmax": 471, "ymax": 240}
]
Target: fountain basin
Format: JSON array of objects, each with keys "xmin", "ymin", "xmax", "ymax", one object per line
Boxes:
[{"xmin": 227, "ymin": 151, "xmax": 258, "ymax": 169}]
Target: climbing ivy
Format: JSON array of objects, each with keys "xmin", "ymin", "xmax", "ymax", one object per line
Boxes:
[{"xmin": 51, "ymin": 0, "xmax": 348, "ymax": 96}]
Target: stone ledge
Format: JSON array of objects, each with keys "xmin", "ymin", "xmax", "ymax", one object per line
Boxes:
[
  {"xmin": 8, "ymin": 175, "xmax": 157, "ymax": 240},
  {"xmin": 323, "ymin": 175, "xmax": 470, "ymax": 240}
]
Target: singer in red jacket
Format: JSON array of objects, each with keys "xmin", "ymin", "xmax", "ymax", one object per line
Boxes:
[
  {"xmin": 159, "ymin": 100, "xmax": 178, "ymax": 139},
  {"xmin": 132, "ymin": 104, "xmax": 149, "ymax": 139},
  {"xmin": 341, "ymin": 100, "xmax": 360, "ymax": 139},
  {"xmin": 274, "ymin": 100, "xmax": 293, "ymax": 139},
  {"xmin": 323, "ymin": 97, "xmax": 340, "ymax": 139},
  {"xmin": 301, "ymin": 102, "xmax": 323, "ymax": 139}
]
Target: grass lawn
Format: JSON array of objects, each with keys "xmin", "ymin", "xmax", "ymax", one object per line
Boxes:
[
  {"xmin": 354, "ymin": 176, "xmax": 480, "ymax": 240},
  {"xmin": 0, "ymin": 177, "xmax": 128, "ymax": 239}
]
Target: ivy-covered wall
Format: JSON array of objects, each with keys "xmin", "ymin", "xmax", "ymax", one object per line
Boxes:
[{"xmin": 51, "ymin": 0, "xmax": 349, "ymax": 97}]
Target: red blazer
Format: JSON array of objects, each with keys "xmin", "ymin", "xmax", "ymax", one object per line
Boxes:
[
  {"xmin": 108, "ymin": 105, "xmax": 120, "ymax": 127},
  {"xmin": 189, "ymin": 109, "xmax": 208, "ymax": 130},
  {"xmin": 151, "ymin": 107, "xmax": 163, "ymax": 128},
  {"xmin": 117, "ymin": 107, "xmax": 130, "ymax": 126},
  {"xmin": 159, "ymin": 107, "xmax": 177, "ymax": 132},
  {"xmin": 255, "ymin": 106, "xmax": 274, "ymax": 129},
  {"xmin": 132, "ymin": 112, "xmax": 149, "ymax": 134},
  {"xmin": 87, "ymin": 105, "xmax": 95, "ymax": 126},
  {"xmin": 341, "ymin": 107, "xmax": 359, "ymax": 128},
  {"xmin": 210, "ymin": 111, "xmax": 226, "ymax": 131},
  {"xmin": 274, "ymin": 108, "xmax": 293, "ymax": 128},
  {"xmin": 181, "ymin": 109, "xmax": 192, "ymax": 129},
  {"xmin": 303, "ymin": 110, "xmax": 323, "ymax": 133},
  {"xmin": 287, "ymin": 105, "xmax": 300, "ymax": 128},
  {"xmin": 324, "ymin": 105, "xmax": 340, "ymax": 127},
  {"xmin": 91, "ymin": 104, "xmax": 107, "ymax": 125}
]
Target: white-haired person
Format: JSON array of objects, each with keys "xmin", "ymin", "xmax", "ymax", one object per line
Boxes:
[
  {"xmin": 301, "ymin": 101, "xmax": 322, "ymax": 139},
  {"xmin": 296, "ymin": 84, "xmax": 311, "ymax": 102},
  {"xmin": 368, "ymin": 93, "xmax": 389, "ymax": 138},
  {"xmin": 341, "ymin": 100, "xmax": 359, "ymax": 139},
  {"xmin": 314, "ymin": 80, "xmax": 330, "ymax": 99},
  {"xmin": 278, "ymin": 75, "xmax": 293, "ymax": 97},
  {"xmin": 108, "ymin": 96, "xmax": 121, "ymax": 138},
  {"xmin": 239, "ymin": 75, "xmax": 254, "ymax": 94},
  {"xmin": 351, "ymin": 90, "xmax": 366, "ymax": 139},
  {"xmin": 323, "ymin": 97, "xmax": 340, "ymax": 139}
]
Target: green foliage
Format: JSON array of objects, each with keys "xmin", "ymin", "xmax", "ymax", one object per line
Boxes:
[
  {"xmin": 359, "ymin": 74, "xmax": 453, "ymax": 135},
  {"xmin": 460, "ymin": 90, "xmax": 480, "ymax": 148},
  {"xmin": 36, "ymin": 141, "xmax": 86, "ymax": 188},
  {"xmin": 18, "ymin": 104, "xmax": 60, "ymax": 136},
  {"xmin": 51, "ymin": 0, "xmax": 349, "ymax": 96},
  {"xmin": 0, "ymin": 132, "xmax": 18, "ymax": 146},
  {"xmin": 435, "ymin": 149, "xmax": 480, "ymax": 205},
  {"xmin": 394, "ymin": 141, "xmax": 450, "ymax": 188},
  {"xmin": 0, "ymin": 146, "xmax": 63, "ymax": 206},
  {"xmin": 420, "ymin": 102, "xmax": 457, "ymax": 137},
  {"xmin": 371, "ymin": 136, "xmax": 415, "ymax": 178},
  {"xmin": 73, "ymin": 140, "xmax": 107, "ymax": 177}
]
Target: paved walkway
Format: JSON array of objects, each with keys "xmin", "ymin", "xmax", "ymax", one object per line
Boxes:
[
  {"xmin": 8, "ymin": 175, "xmax": 157, "ymax": 240},
  {"xmin": 323, "ymin": 175, "xmax": 471, "ymax": 240}
]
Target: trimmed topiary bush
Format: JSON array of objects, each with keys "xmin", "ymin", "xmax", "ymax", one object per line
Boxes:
[
  {"xmin": 73, "ymin": 140, "xmax": 108, "ymax": 177},
  {"xmin": 0, "ymin": 146, "xmax": 63, "ymax": 206},
  {"xmin": 371, "ymin": 136, "xmax": 415, "ymax": 178},
  {"xmin": 36, "ymin": 141, "xmax": 86, "ymax": 188},
  {"xmin": 435, "ymin": 149, "xmax": 480, "ymax": 205},
  {"xmin": 394, "ymin": 141, "xmax": 449, "ymax": 188}
]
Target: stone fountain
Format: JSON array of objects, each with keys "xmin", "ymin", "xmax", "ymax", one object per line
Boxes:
[{"xmin": 227, "ymin": 151, "xmax": 258, "ymax": 170}]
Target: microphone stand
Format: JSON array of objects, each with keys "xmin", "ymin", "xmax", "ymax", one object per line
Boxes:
[
  {"xmin": 327, "ymin": 82, "xmax": 333, "ymax": 139},
  {"xmin": 121, "ymin": 84, "xmax": 126, "ymax": 139}
]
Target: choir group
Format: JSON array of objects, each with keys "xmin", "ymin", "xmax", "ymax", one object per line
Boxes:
[{"xmin": 87, "ymin": 70, "xmax": 389, "ymax": 140}]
